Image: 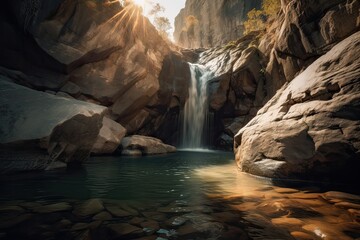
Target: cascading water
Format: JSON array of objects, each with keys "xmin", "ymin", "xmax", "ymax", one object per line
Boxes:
[{"xmin": 181, "ymin": 63, "xmax": 214, "ymax": 149}]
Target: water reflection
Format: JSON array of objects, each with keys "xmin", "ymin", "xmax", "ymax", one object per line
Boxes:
[
  {"xmin": 0, "ymin": 152, "xmax": 359, "ymax": 239},
  {"xmin": 194, "ymin": 163, "xmax": 360, "ymax": 240}
]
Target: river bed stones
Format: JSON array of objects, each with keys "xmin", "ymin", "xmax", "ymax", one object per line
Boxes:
[
  {"xmin": 0, "ymin": 190, "xmax": 359, "ymax": 240},
  {"xmin": 33, "ymin": 202, "xmax": 72, "ymax": 213},
  {"xmin": 73, "ymin": 199, "xmax": 104, "ymax": 217}
]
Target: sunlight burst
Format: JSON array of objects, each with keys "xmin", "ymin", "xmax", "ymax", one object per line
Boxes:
[{"xmin": 131, "ymin": 0, "xmax": 147, "ymax": 8}]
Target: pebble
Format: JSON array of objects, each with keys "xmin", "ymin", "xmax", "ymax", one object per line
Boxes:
[
  {"xmin": 322, "ymin": 191, "xmax": 360, "ymax": 204},
  {"xmin": 274, "ymin": 187, "xmax": 299, "ymax": 194},
  {"xmin": 0, "ymin": 206, "xmax": 25, "ymax": 213},
  {"xmin": 33, "ymin": 202, "xmax": 72, "ymax": 213},
  {"xmin": 166, "ymin": 216, "xmax": 187, "ymax": 227},
  {"xmin": 142, "ymin": 212, "xmax": 167, "ymax": 221},
  {"xmin": 290, "ymin": 231, "xmax": 315, "ymax": 240},
  {"xmin": 0, "ymin": 214, "xmax": 32, "ymax": 229},
  {"xmin": 73, "ymin": 199, "xmax": 104, "ymax": 217},
  {"xmin": 130, "ymin": 217, "xmax": 146, "ymax": 225},
  {"xmin": 107, "ymin": 223, "xmax": 143, "ymax": 238},
  {"xmin": 211, "ymin": 212, "xmax": 239, "ymax": 224},
  {"xmin": 335, "ymin": 201, "xmax": 360, "ymax": 210},
  {"xmin": 93, "ymin": 211, "xmax": 112, "ymax": 221},
  {"xmin": 271, "ymin": 217, "xmax": 304, "ymax": 228},
  {"xmin": 71, "ymin": 223, "xmax": 89, "ymax": 231}
]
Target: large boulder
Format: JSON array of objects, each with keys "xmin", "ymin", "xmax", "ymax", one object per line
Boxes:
[
  {"xmin": 0, "ymin": 0, "xmax": 190, "ymax": 143},
  {"xmin": 120, "ymin": 135, "xmax": 176, "ymax": 156},
  {"xmin": 0, "ymin": 77, "xmax": 107, "ymax": 173},
  {"xmin": 91, "ymin": 117, "xmax": 127, "ymax": 155},
  {"xmin": 234, "ymin": 32, "xmax": 360, "ymax": 181}
]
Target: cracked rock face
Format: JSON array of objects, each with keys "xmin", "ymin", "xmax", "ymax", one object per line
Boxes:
[
  {"xmin": 234, "ymin": 31, "xmax": 360, "ymax": 181},
  {"xmin": 1, "ymin": 0, "xmax": 190, "ymax": 142},
  {"xmin": 174, "ymin": 0, "xmax": 262, "ymax": 48}
]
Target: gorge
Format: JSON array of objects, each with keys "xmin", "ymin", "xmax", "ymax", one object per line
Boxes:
[{"xmin": 0, "ymin": 0, "xmax": 360, "ymax": 239}]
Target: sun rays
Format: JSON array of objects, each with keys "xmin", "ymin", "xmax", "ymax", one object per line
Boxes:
[{"xmin": 103, "ymin": 0, "xmax": 149, "ymax": 37}]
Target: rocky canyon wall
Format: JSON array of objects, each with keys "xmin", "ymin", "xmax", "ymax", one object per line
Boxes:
[
  {"xmin": 174, "ymin": 0, "xmax": 262, "ymax": 48},
  {"xmin": 0, "ymin": 0, "xmax": 189, "ymax": 172},
  {"xmin": 230, "ymin": 0, "xmax": 360, "ymax": 181},
  {"xmin": 194, "ymin": 0, "xmax": 360, "ymax": 151}
]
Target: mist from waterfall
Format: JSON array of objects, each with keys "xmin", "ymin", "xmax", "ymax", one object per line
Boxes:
[{"xmin": 181, "ymin": 63, "xmax": 214, "ymax": 149}]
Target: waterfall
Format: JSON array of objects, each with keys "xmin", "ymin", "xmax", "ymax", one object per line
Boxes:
[{"xmin": 181, "ymin": 63, "xmax": 213, "ymax": 149}]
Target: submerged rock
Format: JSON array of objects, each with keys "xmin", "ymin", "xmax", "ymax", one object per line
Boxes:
[
  {"xmin": 33, "ymin": 202, "xmax": 72, "ymax": 213},
  {"xmin": 234, "ymin": 32, "xmax": 360, "ymax": 180},
  {"xmin": 73, "ymin": 199, "xmax": 104, "ymax": 217},
  {"xmin": 121, "ymin": 135, "xmax": 176, "ymax": 156},
  {"xmin": 108, "ymin": 223, "xmax": 143, "ymax": 239}
]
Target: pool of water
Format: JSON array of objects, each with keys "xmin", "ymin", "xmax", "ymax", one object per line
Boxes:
[
  {"xmin": 0, "ymin": 151, "xmax": 359, "ymax": 240},
  {"xmin": 0, "ymin": 151, "xmax": 234, "ymax": 202}
]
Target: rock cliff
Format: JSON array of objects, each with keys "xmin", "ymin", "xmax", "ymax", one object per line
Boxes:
[
  {"xmin": 234, "ymin": 31, "xmax": 360, "ymax": 181},
  {"xmin": 196, "ymin": 0, "xmax": 359, "ymax": 151},
  {"xmin": 0, "ymin": 0, "xmax": 190, "ymax": 139},
  {"xmin": 0, "ymin": 0, "xmax": 184, "ymax": 172},
  {"xmin": 174, "ymin": 0, "xmax": 262, "ymax": 48},
  {"xmin": 230, "ymin": 0, "xmax": 360, "ymax": 180}
]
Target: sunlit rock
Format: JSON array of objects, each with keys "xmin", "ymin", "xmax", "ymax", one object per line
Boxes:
[
  {"xmin": 174, "ymin": 0, "xmax": 262, "ymax": 48},
  {"xmin": 234, "ymin": 32, "xmax": 360, "ymax": 180},
  {"xmin": 121, "ymin": 135, "xmax": 176, "ymax": 156}
]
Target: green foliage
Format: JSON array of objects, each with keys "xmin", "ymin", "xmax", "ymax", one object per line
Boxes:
[
  {"xmin": 223, "ymin": 40, "xmax": 237, "ymax": 50},
  {"xmin": 243, "ymin": 0, "xmax": 281, "ymax": 35},
  {"xmin": 263, "ymin": 0, "xmax": 281, "ymax": 17},
  {"xmin": 244, "ymin": 9, "xmax": 266, "ymax": 35}
]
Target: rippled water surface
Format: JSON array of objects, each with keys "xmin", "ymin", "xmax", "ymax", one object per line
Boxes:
[
  {"xmin": 0, "ymin": 151, "xmax": 359, "ymax": 240},
  {"xmin": 0, "ymin": 151, "xmax": 235, "ymax": 201}
]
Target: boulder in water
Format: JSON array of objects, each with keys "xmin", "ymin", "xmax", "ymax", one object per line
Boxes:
[
  {"xmin": 91, "ymin": 117, "xmax": 127, "ymax": 155},
  {"xmin": 120, "ymin": 135, "xmax": 176, "ymax": 156}
]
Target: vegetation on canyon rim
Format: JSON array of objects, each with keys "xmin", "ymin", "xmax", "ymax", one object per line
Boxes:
[{"xmin": 244, "ymin": 0, "xmax": 281, "ymax": 34}]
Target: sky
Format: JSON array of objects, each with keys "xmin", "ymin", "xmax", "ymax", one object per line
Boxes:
[{"xmin": 140, "ymin": 0, "xmax": 187, "ymax": 35}]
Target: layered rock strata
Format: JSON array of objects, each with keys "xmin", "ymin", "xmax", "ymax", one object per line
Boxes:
[{"xmin": 234, "ymin": 31, "xmax": 360, "ymax": 180}]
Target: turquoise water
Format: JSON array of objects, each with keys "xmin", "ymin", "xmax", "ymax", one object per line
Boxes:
[
  {"xmin": 1, "ymin": 151, "xmax": 359, "ymax": 239},
  {"xmin": 0, "ymin": 151, "xmax": 234, "ymax": 202}
]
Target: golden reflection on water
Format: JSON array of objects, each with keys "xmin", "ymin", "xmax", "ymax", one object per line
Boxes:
[{"xmin": 193, "ymin": 163, "xmax": 360, "ymax": 240}]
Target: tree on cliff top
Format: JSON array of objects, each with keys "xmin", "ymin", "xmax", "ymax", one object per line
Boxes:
[
  {"xmin": 154, "ymin": 16, "xmax": 172, "ymax": 39},
  {"xmin": 244, "ymin": 0, "xmax": 281, "ymax": 34},
  {"xmin": 148, "ymin": 2, "xmax": 172, "ymax": 39}
]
